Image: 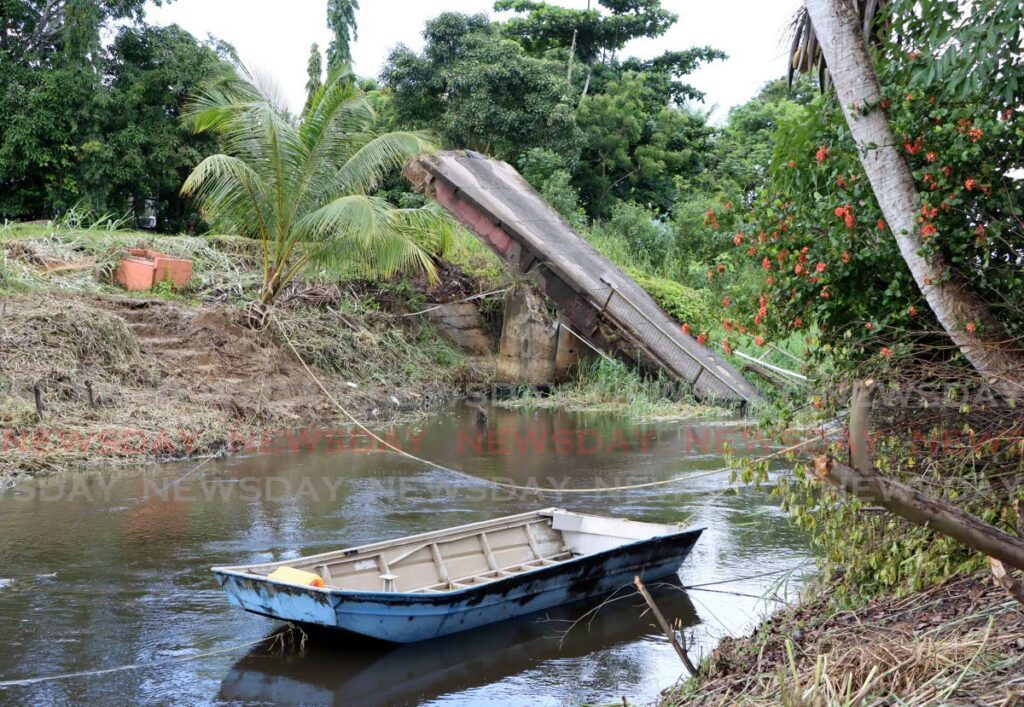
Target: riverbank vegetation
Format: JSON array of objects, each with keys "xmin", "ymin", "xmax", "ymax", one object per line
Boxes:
[{"xmin": 495, "ymin": 358, "xmax": 722, "ymax": 421}]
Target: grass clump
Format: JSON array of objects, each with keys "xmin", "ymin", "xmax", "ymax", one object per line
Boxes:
[{"xmin": 497, "ymin": 357, "xmax": 723, "ymax": 420}]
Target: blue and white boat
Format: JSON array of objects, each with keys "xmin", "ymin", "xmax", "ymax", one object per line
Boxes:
[{"xmin": 212, "ymin": 508, "xmax": 703, "ymax": 643}]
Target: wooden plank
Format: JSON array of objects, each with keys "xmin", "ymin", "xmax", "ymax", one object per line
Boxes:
[
  {"xmin": 429, "ymin": 543, "xmax": 451, "ymax": 586},
  {"xmin": 479, "ymin": 532, "xmax": 499, "ymax": 571}
]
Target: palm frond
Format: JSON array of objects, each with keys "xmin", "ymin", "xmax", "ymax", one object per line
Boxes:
[
  {"xmin": 788, "ymin": 0, "xmax": 891, "ymax": 92},
  {"xmin": 180, "ymin": 154, "xmax": 272, "ymax": 240},
  {"xmin": 181, "ymin": 65, "xmax": 448, "ymax": 303},
  {"xmin": 310, "ymin": 131, "xmax": 436, "ymax": 205},
  {"xmin": 295, "ymin": 194, "xmax": 440, "ymax": 282}
]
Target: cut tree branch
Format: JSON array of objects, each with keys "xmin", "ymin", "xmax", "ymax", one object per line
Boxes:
[
  {"xmin": 812, "ymin": 378, "xmax": 1024, "ymax": 571},
  {"xmin": 634, "ymin": 575, "xmax": 698, "ymax": 676}
]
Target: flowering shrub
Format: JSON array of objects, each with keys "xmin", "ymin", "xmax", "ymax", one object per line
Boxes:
[
  {"xmin": 700, "ymin": 20, "xmax": 1023, "ymax": 369},
  {"xmin": 731, "ymin": 0, "xmax": 1024, "ymax": 600}
]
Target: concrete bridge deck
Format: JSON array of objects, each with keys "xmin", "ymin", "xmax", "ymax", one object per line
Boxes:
[{"xmin": 409, "ymin": 151, "xmax": 760, "ymax": 405}]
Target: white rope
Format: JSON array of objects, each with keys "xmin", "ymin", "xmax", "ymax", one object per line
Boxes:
[
  {"xmin": 0, "ymin": 636, "xmax": 271, "ymax": 689},
  {"xmin": 389, "ymin": 287, "xmax": 510, "ymax": 317}
]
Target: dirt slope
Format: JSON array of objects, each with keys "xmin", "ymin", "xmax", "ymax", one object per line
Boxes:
[{"xmin": 0, "ymin": 293, "xmax": 490, "ymax": 479}]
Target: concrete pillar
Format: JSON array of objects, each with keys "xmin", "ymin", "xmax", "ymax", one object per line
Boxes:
[
  {"xmin": 494, "ymin": 285, "xmax": 557, "ymax": 393},
  {"xmin": 554, "ymin": 316, "xmax": 584, "ymax": 382}
]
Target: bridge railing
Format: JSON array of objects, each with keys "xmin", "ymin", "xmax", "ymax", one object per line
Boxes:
[{"xmin": 596, "ymin": 278, "xmax": 751, "ymax": 401}]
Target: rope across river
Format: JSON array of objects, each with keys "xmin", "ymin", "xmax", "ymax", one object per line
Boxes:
[{"xmin": 269, "ymin": 311, "xmax": 828, "ymax": 494}]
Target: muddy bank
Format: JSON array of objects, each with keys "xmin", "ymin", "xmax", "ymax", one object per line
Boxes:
[
  {"xmin": 662, "ymin": 570, "xmax": 1024, "ymax": 705},
  {"xmin": 0, "ymin": 293, "xmax": 493, "ymax": 480}
]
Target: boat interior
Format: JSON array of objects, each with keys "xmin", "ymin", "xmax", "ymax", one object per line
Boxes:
[{"xmin": 227, "ymin": 509, "xmax": 683, "ymax": 594}]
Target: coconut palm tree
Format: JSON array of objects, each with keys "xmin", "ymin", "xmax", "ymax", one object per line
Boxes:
[
  {"xmin": 790, "ymin": 0, "xmax": 1024, "ymax": 400},
  {"xmin": 181, "ymin": 66, "xmax": 456, "ymax": 321}
]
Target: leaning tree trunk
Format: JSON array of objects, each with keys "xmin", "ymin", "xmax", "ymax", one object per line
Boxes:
[{"xmin": 804, "ymin": 0, "xmax": 1024, "ymax": 400}]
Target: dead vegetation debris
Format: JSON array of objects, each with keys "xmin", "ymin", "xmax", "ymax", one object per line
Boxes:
[
  {"xmin": 664, "ymin": 571, "xmax": 1024, "ymax": 706},
  {"xmin": 0, "ymin": 292, "xmax": 487, "ymax": 479}
]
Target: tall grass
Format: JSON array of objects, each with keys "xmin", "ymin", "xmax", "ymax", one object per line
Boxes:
[{"xmin": 498, "ymin": 357, "xmax": 723, "ymax": 420}]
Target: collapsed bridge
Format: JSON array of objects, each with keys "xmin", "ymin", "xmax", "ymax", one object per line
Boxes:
[{"xmin": 408, "ymin": 150, "xmax": 760, "ymax": 405}]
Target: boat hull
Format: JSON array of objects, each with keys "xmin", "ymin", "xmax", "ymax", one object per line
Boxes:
[{"xmin": 214, "ymin": 528, "xmax": 702, "ymax": 643}]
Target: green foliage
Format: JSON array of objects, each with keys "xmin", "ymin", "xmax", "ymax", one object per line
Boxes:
[
  {"xmin": 102, "ymin": 25, "xmax": 234, "ymax": 232},
  {"xmin": 598, "ymin": 201, "xmax": 669, "ymax": 265},
  {"xmin": 700, "ymin": 78, "xmax": 813, "ymax": 200},
  {"xmin": 518, "ymin": 148, "xmax": 584, "ymax": 226},
  {"xmin": 626, "ymin": 269, "xmax": 713, "ymax": 334},
  {"xmin": 498, "ymin": 356, "xmax": 716, "ymax": 420},
  {"xmin": 326, "ymin": 0, "xmax": 359, "ymax": 69},
  {"xmin": 575, "ymin": 73, "xmax": 715, "ymax": 218},
  {"xmin": 304, "ymin": 43, "xmax": 323, "ymax": 114},
  {"xmin": 0, "ymin": 0, "xmax": 152, "ymax": 64},
  {"xmin": 705, "ymin": 8, "xmax": 1024, "ymax": 367},
  {"xmin": 0, "ymin": 9, "xmax": 232, "ymax": 229},
  {"xmin": 495, "ymin": 0, "xmax": 677, "ymax": 65},
  {"xmin": 725, "ymin": 0, "xmax": 1024, "ymax": 602},
  {"xmin": 383, "ymin": 6, "xmax": 722, "ymax": 222},
  {"xmin": 770, "ymin": 432, "xmax": 1021, "ymax": 599},
  {"xmin": 382, "ymin": 13, "xmax": 583, "ymax": 167},
  {"xmin": 182, "ymin": 66, "xmax": 458, "ymax": 308}
]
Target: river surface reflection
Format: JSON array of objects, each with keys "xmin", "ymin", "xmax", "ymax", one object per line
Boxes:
[{"xmin": 0, "ymin": 402, "xmax": 810, "ymax": 705}]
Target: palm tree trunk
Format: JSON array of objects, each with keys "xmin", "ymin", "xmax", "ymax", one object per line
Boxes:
[{"xmin": 804, "ymin": 0, "xmax": 1024, "ymax": 400}]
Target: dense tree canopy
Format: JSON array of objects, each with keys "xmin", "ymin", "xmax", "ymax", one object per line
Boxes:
[
  {"xmin": 381, "ymin": 1, "xmax": 724, "ymax": 222},
  {"xmin": 0, "ymin": 0, "xmax": 232, "ymax": 229},
  {"xmin": 495, "ymin": 0, "xmax": 676, "ymax": 65},
  {"xmin": 0, "ymin": 0, "xmax": 154, "ymax": 62},
  {"xmin": 382, "ymin": 13, "xmax": 582, "ymax": 167}
]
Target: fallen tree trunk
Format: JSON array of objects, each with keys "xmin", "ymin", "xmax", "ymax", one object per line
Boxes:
[
  {"xmin": 813, "ymin": 378, "xmax": 1024, "ymax": 571},
  {"xmin": 813, "ymin": 455, "xmax": 1024, "ymax": 571}
]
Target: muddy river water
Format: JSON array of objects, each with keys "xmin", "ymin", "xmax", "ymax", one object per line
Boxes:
[{"xmin": 0, "ymin": 403, "xmax": 810, "ymax": 705}]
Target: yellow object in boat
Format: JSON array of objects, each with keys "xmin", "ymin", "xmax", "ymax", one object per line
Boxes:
[{"xmin": 267, "ymin": 566, "xmax": 326, "ymax": 588}]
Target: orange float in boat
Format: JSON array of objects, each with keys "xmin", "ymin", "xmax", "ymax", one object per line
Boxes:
[{"xmin": 267, "ymin": 566, "xmax": 326, "ymax": 588}]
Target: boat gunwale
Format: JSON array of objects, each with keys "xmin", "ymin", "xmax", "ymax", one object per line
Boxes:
[{"xmin": 212, "ymin": 525, "xmax": 705, "ymax": 602}]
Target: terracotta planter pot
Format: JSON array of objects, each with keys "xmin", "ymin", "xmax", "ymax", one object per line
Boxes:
[{"xmin": 115, "ymin": 250, "xmax": 193, "ymax": 291}]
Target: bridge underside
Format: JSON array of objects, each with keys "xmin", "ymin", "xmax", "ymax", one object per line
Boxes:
[{"xmin": 407, "ymin": 151, "xmax": 760, "ymax": 405}]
